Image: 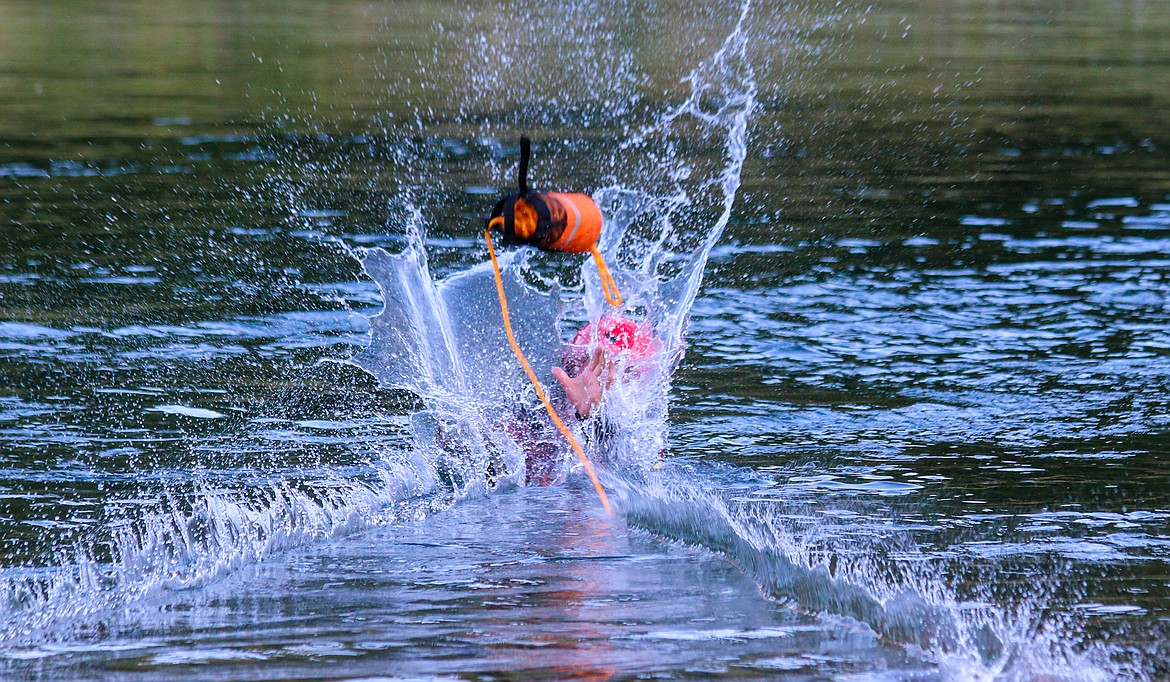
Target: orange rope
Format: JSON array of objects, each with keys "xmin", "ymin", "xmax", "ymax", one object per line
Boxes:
[
  {"xmin": 484, "ymin": 229, "xmax": 613, "ymax": 515},
  {"xmin": 590, "ymin": 245, "xmax": 623, "ymax": 307}
]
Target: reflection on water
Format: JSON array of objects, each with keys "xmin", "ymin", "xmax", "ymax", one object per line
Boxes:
[{"xmin": 1, "ymin": 0, "xmax": 1169, "ymax": 680}]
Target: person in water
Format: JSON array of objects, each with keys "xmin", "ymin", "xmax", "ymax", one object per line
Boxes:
[
  {"xmin": 553, "ymin": 316, "xmax": 657, "ymax": 418},
  {"xmin": 433, "ymin": 315, "xmax": 657, "ymax": 486},
  {"xmin": 514, "ymin": 315, "xmax": 657, "ymax": 485}
]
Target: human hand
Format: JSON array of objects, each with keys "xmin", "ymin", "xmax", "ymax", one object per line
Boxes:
[{"xmin": 551, "ymin": 346, "xmax": 613, "ymax": 419}]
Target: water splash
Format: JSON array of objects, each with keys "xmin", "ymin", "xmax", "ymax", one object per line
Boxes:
[
  {"xmin": 610, "ymin": 460, "xmax": 1149, "ymax": 681},
  {"xmin": 352, "ymin": 0, "xmax": 758, "ymax": 478},
  {"xmin": 0, "ymin": 455, "xmax": 438, "ymax": 649}
]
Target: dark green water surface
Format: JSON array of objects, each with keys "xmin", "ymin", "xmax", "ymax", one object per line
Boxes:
[{"xmin": 1, "ymin": 1, "xmax": 1168, "ymax": 679}]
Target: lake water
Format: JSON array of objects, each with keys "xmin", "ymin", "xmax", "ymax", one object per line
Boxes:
[{"xmin": 1, "ymin": 1, "xmax": 1168, "ymax": 680}]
